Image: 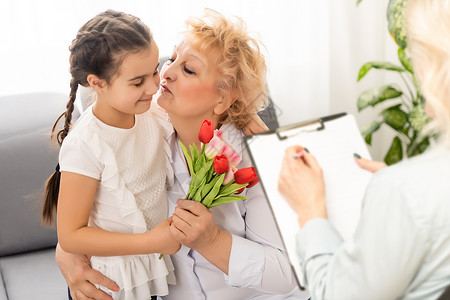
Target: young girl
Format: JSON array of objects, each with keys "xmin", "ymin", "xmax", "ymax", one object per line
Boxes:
[{"xmin": 42, "ymin": 10, "xmax": 179, "ymax": 300}]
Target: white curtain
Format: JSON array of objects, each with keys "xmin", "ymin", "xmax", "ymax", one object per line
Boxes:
[{"xmin": 0, "ymin": 0, "xmax": 396, "ymax": 159}]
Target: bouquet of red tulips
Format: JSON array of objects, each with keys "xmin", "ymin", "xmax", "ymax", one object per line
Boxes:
[{"xmin": 179, "ymin": 120, "xmax": 259, "ymax": 208}]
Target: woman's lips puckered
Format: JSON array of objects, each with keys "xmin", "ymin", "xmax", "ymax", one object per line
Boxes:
[{"xmin": 161, "ymin": 84, "xmax": 172, "ymax": 94}]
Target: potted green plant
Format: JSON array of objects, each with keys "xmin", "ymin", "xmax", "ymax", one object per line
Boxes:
[{"xmin": 356, "ymin": 0, "xmax": 432, "ymax": 165}]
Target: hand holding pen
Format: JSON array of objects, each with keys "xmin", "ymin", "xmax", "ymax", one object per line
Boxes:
[{"xmin": 278, "ymin": 145, "xmax": 327, "ymax": 227}]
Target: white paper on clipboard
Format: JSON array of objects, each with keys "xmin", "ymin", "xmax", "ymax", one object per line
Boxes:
[{"xmin": 244, "ymin": 113, "xmax": 372, "ymax": 287}]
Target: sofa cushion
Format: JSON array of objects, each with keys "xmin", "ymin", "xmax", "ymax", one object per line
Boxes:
[
  {"xmin": 0, "ymin": 267, "xmax": 6, "ymax": 300},
  {"xmin": 0, "ymin": 248, "xmax": 67, "ymax": 299},
  {"xmin": 0, "ymin": 92, "xmax": 69, "ymax": 256}
]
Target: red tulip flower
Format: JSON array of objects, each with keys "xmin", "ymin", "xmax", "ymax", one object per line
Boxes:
[
  {"xmin": 198, "ymin": 120, "xmax": 214, "ymax": 144},
  {"xmin": 234, "ymin": 167, "xmax": 259, "ymax": 188},
  {"xmin": 213, "ymin": 155, "xmax": 229, "ymax": 174}
]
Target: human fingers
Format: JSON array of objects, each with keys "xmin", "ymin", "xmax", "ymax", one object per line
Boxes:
[
  {"xmin": 176, "ymin": 199, "xmax": 209, "ymax": 216},
  {"xmin": 172, "ymin": 208, "xmax": 192, "ymax": 233},
  {"xmin": 80, "ymin": 268, "xmax": 116, "ymax": 299},
  {"xmin": 55, "ymin": 245, "xmax": 116, "ymax": 300},
  {"xmin": 173, "ymin": 204, "xmax": 200, "ymax": 227},
  {"xmin": 284, "ymin": 145, "xmax": 305, "ymax": 158},
  {"xmin": 89, "ymin": 269, "xmax": 118, "ymax": 292},
  {"xmin": 72, "ymin": 288, "xmax": 97, "ymax": 300},
  {"xmin": 170, "ymin": 216, "xmax": 188, "ymax": 242},
  {"xmin": 301, "ymin": 150, "xmax": 322, "ymax": 173},
  {"xmin": 354, "ymin": 155, "xmax": 387, "ymax": 173}
]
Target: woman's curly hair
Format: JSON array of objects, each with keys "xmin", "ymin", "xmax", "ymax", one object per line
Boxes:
[{"xmin": 184, "ymin": 9, "xmax": 269, "ymax": 130}]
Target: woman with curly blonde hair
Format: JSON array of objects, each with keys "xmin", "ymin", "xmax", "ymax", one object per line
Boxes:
[{"xmin": 56, "ymin": 9, "xmax": 304, "ymax": 300}]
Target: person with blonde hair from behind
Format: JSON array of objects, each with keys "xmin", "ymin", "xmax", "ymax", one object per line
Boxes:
[{"xmin": 278, "ymin": 0, "xmax": 450, "ymax": 299}]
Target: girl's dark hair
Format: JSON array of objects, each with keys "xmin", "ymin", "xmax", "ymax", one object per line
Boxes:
[{"xmin": 42, "ymin": 10, "xmax": 153, "ymax": 225}]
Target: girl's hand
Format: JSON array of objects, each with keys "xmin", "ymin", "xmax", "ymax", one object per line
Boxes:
[
  {"xmin": 242, "ymin": 114, "xmax": 269, "ymax": 136},
  {"xmin": 169, "ymin": 200, "xmax": 221, "ymax": 251},
  {"xmin": 278, "ymin": 146, "xmax": 327, "ymax": 227},
  {"xmin": 55, "ymin": 243, "xmax": 117, "ymax": 300},
  {"xmin": 149, "ymin": 217, "xmax": 181, "ymax": 255},
  {"xmin": 354, "ymin": 155, "xmax": 387, "ymax": 173}
]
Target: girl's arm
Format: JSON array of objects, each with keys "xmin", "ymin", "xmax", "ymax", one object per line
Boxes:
[{"xmin": 57, "ymin": 171, "xmax": 180, "ymax": 256}]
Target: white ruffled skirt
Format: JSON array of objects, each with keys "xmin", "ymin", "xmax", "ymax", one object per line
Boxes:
[{"xmin": 91, "ymin": 253, "xmax": 176, "ymax": 300}]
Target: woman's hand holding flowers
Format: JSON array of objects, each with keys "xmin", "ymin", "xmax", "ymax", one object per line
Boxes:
[
  {"xmin": 170, "ymin": 200, "xmax": 222, "ymax": 251},
  {"xmin": 170, "ymin": 199, "xmax": 232, "ymax": 274}
]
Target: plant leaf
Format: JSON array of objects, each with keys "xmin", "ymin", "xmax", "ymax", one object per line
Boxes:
[
  {"xmin": 397, "ymin": 48, "xmax": 413, "ymax": 73},
  {"xmin": 189, "ymin": 144, "xmax": 199, "ymax": 164},
  {"xmin": 387, "ymin": 0, "xmax": 407, "ymax": 49},
  {"xmin": 407, "ymin": 137, "xmax": 430, "ymax": 157},
  {"xmin": 189, "ymin": 159, "xmax": 213, "ymax": 198},
  {"xmin": 179, "ymin": 140, "xmax": 195, "ymax": 176},
  {"xmin": 202, "ymin": 174, "xmax": 225, "ymax": 207},
  {"xmin": 358, "ymin": 85, "xmax": 403, "ymax": 111},
  {"xmin": 193, "ymin": 152, "xmax": 206, "ymax": 173},
  {"xmin": 208, "ymin": 195, "xmax": 248, "ymax": 209},
  {"xmin": 216, "ymin": 183, "xmax": 248, "ymax": 199},
  {"xmin": 384, "ymin": 136, "xmax": 403, "ymax": 165},
  {"xmin": 193, "ymin": 176, "xmax": 207, "ymax": 202},
  {"xmin": 357, "ymin": 61, "xmax": 404, "ymax": 81},
  {"xmin": 201, "ymin": 175, "xmax": 222, "ymax": 199},
  {"xmin": 409, "ymin": 103, "xmax": 431, "ymax": 132},
  {"xmin": 361, "ymin": 121, "xmax": 383, "ymax": 137},
  {"xmin": 206, "ymin": 163, "xmax": 215, "ymax": 183},
  {"xmin": 356, "ymin": 0, "xmax": 363, "ymax": 6},
  {"xmin": 361, "ymin": 121, "xmax": 382, "ymax": 145},
  {"xmin": 381, "ymin": 105, "xmax": 408, "ymax": 130}
]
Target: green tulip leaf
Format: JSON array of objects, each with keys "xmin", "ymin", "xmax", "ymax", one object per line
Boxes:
[
  {"xmin": 206, "ymin": 163, "xmax": 215, "ymax": 182},
  {"xmin": 381, "ymin": 105, "xmax": 408, "ymax": 130},
  {"xmin": 358, "ymin": 85, "xmax": 403, "ymax": 111},
  {"xmin": 387, "ymin": 0, "xmax": 407, "ymax": 49},
  {"xmin": 179, "ymin": 140, "xmax": 195, "ymax": 176},
  {"xmin": 193, "ymin": 176, "xmax": 207, "ymax": 202},
  {"xmin": 193, "ymin": 152, "xmax": 206, "ymax": 173},
  {"xmin": 409, "ymin": 103, "xmax": 431, "ymax": 132},
  {"xmin": 398, "ymin": 48, "xmax": 413, "ymax": 73},
  {"xmin": 384, "ymin": 136, "xmax": 403, "ymax": 165},
  {"xmin": 208, "ymin": 195, "xmax": 248, "ymax": 209},
  {"xmin": 202, "ymin": 174, "xmax": 225, "ymax": 207},
  {"xmin": 189, "ymin": 144, "xmax": 199, "ymax": 164},
  {"xmin": 201, "ymin": 175, "xmax": 222, "ymax": 199},
  {"xmin": 357, "ymin": 61, "xmax": 404, "ymax": 81},
  {"xmin": 190, "ymin": 159, "xmax": 213, "ymax": 197},
  {"xmin": 216, "ymin": 183, "xmax": 248, "ymax": 199}
]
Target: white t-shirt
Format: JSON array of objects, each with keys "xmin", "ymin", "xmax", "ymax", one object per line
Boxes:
[{"xmin": 59, "ymin": 104, "xmax": 175, "ymax": 299}]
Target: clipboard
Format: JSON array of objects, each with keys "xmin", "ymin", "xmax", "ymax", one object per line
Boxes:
[{"xmin": 244, "ymin": 112, "xmax": 372, "ymax": 288}]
